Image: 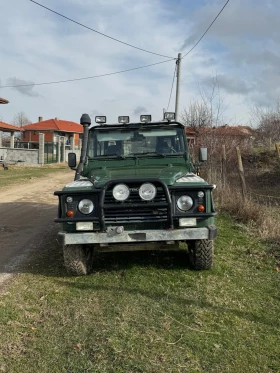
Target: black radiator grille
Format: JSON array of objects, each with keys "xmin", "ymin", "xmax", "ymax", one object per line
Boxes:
[{"xmin": 104, "ymin": 185, "xmax": 168, "ymax": 224}]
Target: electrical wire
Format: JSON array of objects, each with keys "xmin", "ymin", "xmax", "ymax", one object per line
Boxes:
[
  {"xmin": 0, "ymin": 58, "xmax": 175, "ymax": 88},
  {"xmin": 166, "ymin": 63, "xmax": 177, "ymax": 111},
  {"xmin": 182, "ymin": 0, "xmax": 230, "ymax": 58},
  {"xmin": 29, "ymin": 0, "xmax": 175, "ymax": 59}
]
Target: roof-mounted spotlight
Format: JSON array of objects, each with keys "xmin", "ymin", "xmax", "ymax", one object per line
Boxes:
[
  {"xmin": 118, "ymin": 116, "xmax": 130, "ymax": 124},
  {"xmin": 140, "ymin": 115, "xmax": 152, "ymax": 123},
  {"xmin": 95, "ymin": 116, "xmax": 106, "ymax": 124},
  {"xmin": 164, "ymin": 112, "xmax": 175, "ymax": 121}
]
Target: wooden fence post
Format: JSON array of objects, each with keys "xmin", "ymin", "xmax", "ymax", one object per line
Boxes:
[
  {"xmin": 275, "ymin": 143, "xmax": 280, "ymax": 159},
  {"xmin": 221, "ymin": 144, "xmax": 226, "ymax": 188},
  {"xmin": 236, "ymin": 146, "xmax": 247, "ymax": 200}
]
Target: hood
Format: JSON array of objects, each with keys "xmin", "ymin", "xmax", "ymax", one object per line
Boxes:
[{"xmin": 87, "ymin": 164, "xmax": 190, "ymax": 187}]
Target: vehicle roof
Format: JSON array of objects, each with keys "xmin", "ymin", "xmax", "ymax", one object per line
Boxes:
[{"xmin": 89, "ymin": 121, "xmax": 185, "ymax": 131}]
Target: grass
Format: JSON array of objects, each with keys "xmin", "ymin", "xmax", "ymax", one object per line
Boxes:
[
  {"xmin": 0, "ymin": 164, "xmax": 68, "ymax": 188},
  {"xmin": 0, "ymin": 214, "xmax": 279, "ymax": 373}
]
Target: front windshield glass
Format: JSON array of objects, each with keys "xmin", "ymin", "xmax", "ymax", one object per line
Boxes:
[{"xmin": 88, "ymin": 127, "xmax": 186, "ymax": 158}]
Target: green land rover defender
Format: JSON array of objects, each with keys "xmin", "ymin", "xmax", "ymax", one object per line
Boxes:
[{"xmin": 55, "ymin": 113, "xmax": 217, "ymax": 275}]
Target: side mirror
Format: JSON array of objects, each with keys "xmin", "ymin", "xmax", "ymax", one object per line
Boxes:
[
  {"xmin": 199, "ymin": 147, "xmax": 208, "ymax": 162},
  {"xmin": 68, "ymin": 152, "xmax": 76, "ymax": 168}
]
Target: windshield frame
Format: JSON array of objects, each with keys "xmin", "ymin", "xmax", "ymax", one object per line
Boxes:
[{"xmin": 87, "ymin": 123, "xmax": 188, "ymax": 160}]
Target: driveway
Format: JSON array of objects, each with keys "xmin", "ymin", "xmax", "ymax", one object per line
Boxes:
[{"xmin": 0, "ymin": 170, "xmax": 72, "ymax": 286}]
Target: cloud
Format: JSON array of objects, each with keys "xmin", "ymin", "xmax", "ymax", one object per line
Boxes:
[
  {"xmin": 90, "ymin": 109, "xmax": 104, "ymax": 117},
  {"xmin": 1, "ymin": 0, "xmax": 280, "ymax": 125},
  {"xmin": 133, "ymin": 106, "xmax": 148, "ymax": 116},
  {"xmin": 6, "ymin": 77, "xmax": 39, "ymax": 97},
  {"xmin": 201, "ymin": 74, "xmax": 253, "ymax": 95}
]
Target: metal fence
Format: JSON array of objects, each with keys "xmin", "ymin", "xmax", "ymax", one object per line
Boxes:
[{"xmin": 44, "ymin": 142, "xmax": 58, "ymax": 164}]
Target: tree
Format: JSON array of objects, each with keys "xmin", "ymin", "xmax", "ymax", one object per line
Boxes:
[
  {"xmin": 181, "ymin": 76, "xmax": 227, "ymax": 131},
  {"xmin": 12, "ymin": 111, "xmax": 31, "ymax": 127},
  {"xmin": 251, "ymin": 101, "xmax": 280, "ymax": 143}
]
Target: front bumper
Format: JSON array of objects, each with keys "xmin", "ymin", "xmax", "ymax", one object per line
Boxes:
[{"xmin": 58, "ymin": 225, "xmax": 217, "ymax": 245}]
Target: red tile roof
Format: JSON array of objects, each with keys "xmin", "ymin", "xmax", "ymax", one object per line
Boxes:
[
  {"xmin": 0, "ymin": 121, "xmax": 23, "ymax": 132},
  {"xmin": 186, "ymin": 125, "xmax": 255, "ymax": 137},
  {"xmin": 22, "ymin": 119, "xmax": 83, "ymax": 134},
  {"xmin": 0, "ymin": 97, "xmax": 9, "ymax": 104}
]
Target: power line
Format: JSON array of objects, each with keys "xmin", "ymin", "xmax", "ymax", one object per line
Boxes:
[
  {"xmin": 166, "ymin": 63, "xmax": 177, "ymax": 111},
  {"xmin": 29, "ymin": 0, "xmax": 175, "ymax": 59},
  {"xmin": 182, "ymin": 0, "xmax": 230, "ymax": 58},
  {"xmin": 0, "ymin": 58, "xmax": 175, "ymax": 88}
]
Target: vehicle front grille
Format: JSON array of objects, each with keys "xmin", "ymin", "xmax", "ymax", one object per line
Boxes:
[{"xmin": 103, "ymin": 184, "xmax": 169, "ymax": 226}]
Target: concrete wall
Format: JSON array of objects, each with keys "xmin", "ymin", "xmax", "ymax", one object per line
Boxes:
[
  {"xmin": 0, "ymin": 133, "xmax": 81, "ymax": 166},
  {"xmin": 0, "ymin": 147, "xmax": 39, "ymax": 166}
]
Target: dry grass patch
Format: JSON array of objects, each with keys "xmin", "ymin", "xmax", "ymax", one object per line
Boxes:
[{"xmin": 0, "ymin": 164, "xmax": 69, "ymax": 188}]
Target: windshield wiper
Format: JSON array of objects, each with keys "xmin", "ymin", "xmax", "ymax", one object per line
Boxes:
[
  {"xmin": 133, "ymin": 152, "xmax": 166, "ymax": 158},
  {"xmin": 94, "ymin": 154, "xmax": 126, "ymax": 159}
]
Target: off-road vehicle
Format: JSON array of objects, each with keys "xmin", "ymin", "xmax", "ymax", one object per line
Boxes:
[{"xmin": 55, "ymin": 113, "xmax": 217, "ymax": 275}]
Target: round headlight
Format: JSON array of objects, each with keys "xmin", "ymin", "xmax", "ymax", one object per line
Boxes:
[
  {"xmin": 197, "ymin": 191, "xmax": 204, "ymax": 198},
  {"xmin": 177, "ymin": 195, "xmax": 193, "ymax": 211},
  {"xmin": 139, "ymin": 183, "xmax": 157, "ymax": 201},
  {"xmin": 78, "ymin": 199, "xmax": 94, "ymax": 214},
  {"xmin": 113, "ymin": 184, "xmax": 130, "ymax": 201}
]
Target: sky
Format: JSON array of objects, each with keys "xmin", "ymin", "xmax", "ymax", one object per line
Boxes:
[{"xmin": 0, "ymin": 0, "xmax": 279, "ymax": 126}]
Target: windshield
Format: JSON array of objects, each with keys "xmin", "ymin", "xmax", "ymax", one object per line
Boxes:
[{"xmin": 88, "ymin": 127, "xmax": 186, "ymax": 158}]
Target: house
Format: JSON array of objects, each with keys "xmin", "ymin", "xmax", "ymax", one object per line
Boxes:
[
  {"xmin": 185, "ymin": 125, "xmax": 255, "ymax": 146},
  {"xmin": 21, "ymin": 117, "xmax": 83, "ymax": 149},
  {"xmin": 0, "ymin": 121, "xmax": 22, "ymax": 148},
  {"xmin": 185, "ymin": 127, "xmax": 196, "ymax": 145}
]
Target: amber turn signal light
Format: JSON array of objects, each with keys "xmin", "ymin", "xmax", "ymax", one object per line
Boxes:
[
  {"xmin": 66, "ymin": 210, "xmax": 74, "ymax": 217},
  {"xmin": 197, "ymin": 205, "xmax": 205, "ymax": 212}
]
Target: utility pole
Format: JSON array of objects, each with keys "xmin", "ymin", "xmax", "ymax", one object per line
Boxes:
[{"xmin": 175, "ymin": 53, "xmax": 182, "ymax": 122}]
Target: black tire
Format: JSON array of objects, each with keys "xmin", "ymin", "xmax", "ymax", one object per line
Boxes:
[
  {"xmin": 188, "ymin": 240, "xmax": 214, "ymax": 270},
  {"xmin": 63, "ymin": 244, "xmax": 94, "ymax": 276}
]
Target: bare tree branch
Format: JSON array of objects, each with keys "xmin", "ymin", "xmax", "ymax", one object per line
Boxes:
[
  {"xmin": 12, "ymin": 112, "xmax": 32, "ymax": 128},
  {"xmin": 181, "ymin": 75, "xmax": 227, "ymax": 130}
]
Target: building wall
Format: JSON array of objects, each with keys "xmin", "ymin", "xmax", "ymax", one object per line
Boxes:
[
  {"xmin": 0, "ymin": 147, "xmax": 39, "ymax": 165},
  {"xmin": 22, "ymin": 130, "xmax": 53, "ymax": 143},
  {"xmin": 22, "ymin": 130, "xmax": 81, "ymax": 145},
  {"xmin": 74, "ymin": 133, "xmax": 79, "ymax": 147}
]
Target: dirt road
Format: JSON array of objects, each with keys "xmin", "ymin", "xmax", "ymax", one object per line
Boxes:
[{"xmin": 0, "ymin": 170, "xmax": 73, "ymax": 286}]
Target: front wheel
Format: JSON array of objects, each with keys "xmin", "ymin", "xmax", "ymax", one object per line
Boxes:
[
  {"xmin": 63, "ymin": 244, "xmax": 94, "ymax": 276},
  {"xmin": 188, "ymin": 240, "xmax": 214, "ymax": 270}
]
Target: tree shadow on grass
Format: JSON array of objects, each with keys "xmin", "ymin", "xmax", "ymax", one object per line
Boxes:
[
  {"xmin": 5, "ymin": 222, "xmax": 279, "ymax": 333},
  {"xmin": 53, "ymin": 279, "xmax": 280, "ymax": 331}
]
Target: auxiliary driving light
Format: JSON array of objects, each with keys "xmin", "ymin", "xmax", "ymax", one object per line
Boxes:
[
  {"xmin": 139, "ymin": 183, "xmax": 156, "ymax": 201},
  {"xmin": 118, "ymin": 116, "xmax": 130, "ymax": 124},
  {"xmin": 179, "ymin": 218, "xmax": 197, "ymax": 227},
  {"xmin": 140, "ymin": 115, "xmax": 152, "ymax": 123},
  {"xmin": 76, "ymin": 222, "xmax": 94, "ymax": 231},
  {"xmin": 113, "ymin": 184, "xmax": 130, "ymax": 201},
  {"xmin": 164, "ymin": 112, "xmax": 175, "ymax": 121},
  {"xmin": 95, "ymin": 116, "xmax": 107, "ymax": 124}
]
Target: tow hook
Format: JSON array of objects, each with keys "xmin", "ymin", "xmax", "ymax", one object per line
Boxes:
[{"xmin": 106, "ymin": 226, "xmax": 124, "ymax": 237}]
